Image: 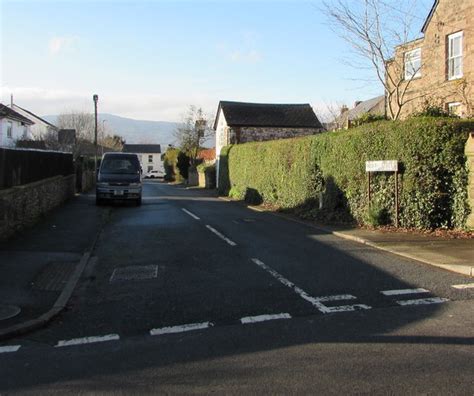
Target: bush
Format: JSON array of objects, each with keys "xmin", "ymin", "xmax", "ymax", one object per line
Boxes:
[
  {"xmin": 219, "ymin": 117, "xmax": 474, "ymax": 229},
  {"xmin": 163, "ymin": 148, "xmax": 188, "ymax": 182}
]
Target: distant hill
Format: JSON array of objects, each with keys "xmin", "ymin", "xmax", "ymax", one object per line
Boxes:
[{"xmin": 43, "ymin": 113, "xmax": 179, "ymax": 147}]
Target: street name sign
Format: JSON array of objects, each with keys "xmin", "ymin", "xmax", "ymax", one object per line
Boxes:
[{"xmin": 365, "ymin": 160, "xmax": 398, "ymax": 172}]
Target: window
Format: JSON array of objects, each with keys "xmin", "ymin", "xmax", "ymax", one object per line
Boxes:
[
  {"xmin": 6, "ymin": 121, "xmax": 13, "ymax": 138},
  {"xmin": 404, "ymin": 48, "xmax": 421, "ymax": 80},
  {"xmin": 23, "ymin": 126, "xmax": 28, "ymax": 138},
  {"xmin": 447, "ymin": 102, "xmax": 462, "ymax": 116},
  {"xmin": 147, "ymin": 166, "xmax": 153, "ymax": 172},
  {"xmin": 148, "ymin": 154, "xmax": 153, "ymax": 163},
  {"xmin": 448, "ymin": 31, "xmax": 463, "ymax": 80}
]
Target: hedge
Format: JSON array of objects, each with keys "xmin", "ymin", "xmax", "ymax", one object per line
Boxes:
[{"xmin": 218, "ymin": 117, "xmax": 474, "ymax": 229}]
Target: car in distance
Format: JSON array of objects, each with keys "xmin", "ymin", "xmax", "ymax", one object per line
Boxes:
[
  {"xmin": 96, "ymin": 153, "xmax": 142, "ymax": 206},
  {"xmin": 145, "ymin": 169, "xmax": 164, "ymax": 179}
]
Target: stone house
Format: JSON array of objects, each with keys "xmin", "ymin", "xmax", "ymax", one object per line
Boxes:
[
  {"xmin": 386, "ymin": 0, "xmax": 473, "ymax": 118},
  {"xmin": 122, "ymin": 144, "xmax": 164, "ymax": 176},
  {"xmin": 0, "ymin": 103, "xmax": 34, "ymax": 148},
  {"xmin": 335, "ymin": 95, "xmax": 385, "ymax": 130}
]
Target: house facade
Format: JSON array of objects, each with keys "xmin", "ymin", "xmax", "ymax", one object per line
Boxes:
[
  {"xmin": 122, "ymin": 144, "xmax": 164, "ymax": 175},
  {"xmin": 0, "ymin": 103, "xmax": 34, "ymax": 148},
  {"xmin": 387, "ymin": 0, "xmax": 473, "ymax": 118},
  {"xmin": 8, "ymin": 100, "xmax": 58, "ymax": 140}
]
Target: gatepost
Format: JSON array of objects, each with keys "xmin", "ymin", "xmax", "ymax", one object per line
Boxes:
[{"xmin": 465, "ymin": 133, "xmax": 474, "ymax": 229}]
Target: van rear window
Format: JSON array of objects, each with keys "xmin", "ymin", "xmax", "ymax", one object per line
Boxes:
[{"xmin": 101, "ymin": 155, "xmax": 140, "ymax": 174}]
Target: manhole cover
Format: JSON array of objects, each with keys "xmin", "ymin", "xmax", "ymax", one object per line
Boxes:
[
  {"xmin": 110, "ymin": 265, "xmax": 158, "ymax": 282},
  {"xmin": 0, "ymin": 305, "xmax": 21, "ymax": 321}
]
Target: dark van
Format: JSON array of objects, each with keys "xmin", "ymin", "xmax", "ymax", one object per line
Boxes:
[{"xmin": 96, "ymin": 153, "xmax": 142, "ymax": 206}]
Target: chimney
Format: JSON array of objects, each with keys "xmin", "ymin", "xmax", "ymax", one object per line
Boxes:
[
  {"xmin": 354, "ymin": 101, "xmax": 362, "ymax": 108},
  {"xmin": 341, "ymin": 105, "xmax": 349, "ymax": 114},
  {"xmin": 10, "ymin": 94, "xmax": 13, "ymax": 107}
]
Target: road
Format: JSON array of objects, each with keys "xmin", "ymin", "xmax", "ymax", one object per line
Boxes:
[{"xmin": 1, "ymin": 181, "xmax": 473, "ymax": 394}]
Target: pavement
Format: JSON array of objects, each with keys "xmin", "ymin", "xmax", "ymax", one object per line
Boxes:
[
  {"xmin": 0, "ymin": 183, "xmax": 472, "ymax": 342},
  {"xmin": 0, "ymin": 194, "xmax": 107, "ymax": 339}
]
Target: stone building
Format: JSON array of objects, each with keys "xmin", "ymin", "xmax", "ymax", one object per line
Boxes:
[
  {"xmin": 214, "ymin": 100, "xmax": 323, "ymax": 186},
  {"xmin": 386, "ymin": 0, "xmax": 473, "ymax": 119}
]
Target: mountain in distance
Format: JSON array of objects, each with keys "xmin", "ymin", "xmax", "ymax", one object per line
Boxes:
[{"xmin": 43, "ymin": 113, "xmax": 180, "ymax": 147}]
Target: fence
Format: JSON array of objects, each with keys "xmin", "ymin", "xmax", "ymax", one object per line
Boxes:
[{"xmin": 0, "ymin": 148, "xmax": 74, "ymax": 189}]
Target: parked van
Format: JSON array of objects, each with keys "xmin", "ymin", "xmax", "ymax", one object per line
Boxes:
[{"xmin": 96, "ymin": 152, "xmax": 142, "ymax": 206}]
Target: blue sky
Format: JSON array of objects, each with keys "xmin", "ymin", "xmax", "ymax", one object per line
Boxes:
[{"xmin": 1, "ymin": 0, "xmax": 433, "ymax": 121}]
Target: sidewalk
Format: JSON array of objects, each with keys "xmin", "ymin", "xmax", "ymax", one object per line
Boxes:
[{"xmin": 0, "ymin": 194, "xmax": 106, "ymax": 339}]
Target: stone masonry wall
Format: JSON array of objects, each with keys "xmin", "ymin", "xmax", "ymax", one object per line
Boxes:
[
  {"xmin": 0, "ymin": 175, "xmax": 75, "ymax": 241},
  {"xmin": 229, "ymin": 127, "xmax": 321, "ymax": 144},
  {"xmin": 387, "ymin": 0, "xmax": 473, "ymax": 119}
]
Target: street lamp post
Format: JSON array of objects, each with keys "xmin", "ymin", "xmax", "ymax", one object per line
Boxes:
[
  {"xmin": 102, "ymin": 119, "xmax": 107, "ymax": 156},
  {"xmin": 93, "ymin": 94, "xmax": 99, "ymax": 178}
]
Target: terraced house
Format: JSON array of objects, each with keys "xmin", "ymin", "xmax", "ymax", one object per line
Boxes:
[{"xmin": 387, "ymin": 0, "xmax": 473, "ymax": 118}]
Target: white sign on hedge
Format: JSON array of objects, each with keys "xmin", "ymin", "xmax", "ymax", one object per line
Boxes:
[{"xmin": 365, "ymin": 160, "xmax": 398, "ymax": 172}]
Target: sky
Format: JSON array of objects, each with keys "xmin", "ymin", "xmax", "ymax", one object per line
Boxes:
[{"xmin": 0, "ymin": 0, "xmax": 433, "ymax": 122}]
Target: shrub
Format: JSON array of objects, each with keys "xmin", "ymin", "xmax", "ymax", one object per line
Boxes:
[{"xmin": 219, "ymin": 117, "xmax": 474, "ymax": 229}]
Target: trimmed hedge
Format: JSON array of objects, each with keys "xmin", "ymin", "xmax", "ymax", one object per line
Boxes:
[{"xmin": 219, "ymin": 117, "xmax": 474, "ymax": 229}]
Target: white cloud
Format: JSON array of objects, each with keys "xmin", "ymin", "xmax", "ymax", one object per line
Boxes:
[
  {"xmin": 48, "ymin": 36, "xmax": 79, "ymax": 55},
  {"xmin": 229, "ymin": 50, "xmax": 263, "ymax": 64},
  {"xmin": 218, "ymin": 30, "xmax": 264, "ymax": 64}
]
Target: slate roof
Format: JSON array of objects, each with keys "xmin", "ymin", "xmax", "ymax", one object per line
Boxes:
[
  {"xmin": 214, "ymin": 101, "xmax": 323, "ymax": 130},
  {"xmin": 122, "ymin": 144, "xmax": 161, "ymax": 153},
  {"xmin": 0, "ymin": 103, "xmax": 34, "ymax": 125},
  {"xmin": 347, "ymin": 95, "xmax": 385, "ymax": 121}
]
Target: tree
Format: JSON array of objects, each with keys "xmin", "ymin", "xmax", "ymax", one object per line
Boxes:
[
  {"xmin": 57, "ymin": 111, "xmax": 95, "ymax": 141},
  {"xmin": 174, "ymin": 106, "xmax": 213, "ymax": 169},
  {"xmin": 323, "ymin": 0, "xmax": 427, "ymax": 120}
]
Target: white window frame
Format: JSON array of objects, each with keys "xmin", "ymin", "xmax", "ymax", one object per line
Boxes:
[
  {"xmin": 6, "ymin": 121, "xmax": 13, "ymax": 138},
  {"xmin": 447, "ymin": 102, "xmax": 462, "ymax": 116},
  {"xmin": 404, "ymin": 48, "xmax": 422, "ymax": 80},
  {"xmin": 448, "ymin": 31, "xmax": 463, "ymax": 80}
]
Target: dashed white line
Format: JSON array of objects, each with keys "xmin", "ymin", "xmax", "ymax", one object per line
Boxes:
[
  {"xmin": 396, "ymin": 297, "xmax": 449, "ymax": 306},
  {"xmin": 314, "ymin": 294, "xmax": 357, "ymax": 302},
  {"xmin": 250, "ymin": 258, "xmax": 371, "ymax": 313},
  {"xmin": 55, "ymin": 334, "xmax": 120, "ymax": 348},
  {"xmin": 150, "ymin": 321, "xmax": 213, "ymax": 336},
  {"xmin": 241, "ymin": 313, "xmax": 291, "ymax": 324},
  {"xmin": 205, "ymin": 225, "xmax": 237, "ymax": 246},
  {"xmin": 381, "ymin": 288, "xmax": 429, "ymax": 296},
  {"xmin": 182, "ymin": 208, "xmax": 200, "ymax": 220},
  {"xmin": 452, "ymin": 283, "xmax": 474, "ymax": 290},
  {"xmin": 0, "ymin": 345, "xmax": 21, "ymax": 353}
]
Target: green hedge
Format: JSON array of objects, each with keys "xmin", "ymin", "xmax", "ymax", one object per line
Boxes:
[{"xmin": 219, "ymin": 117, "xmax": 474, "ymax": 229}]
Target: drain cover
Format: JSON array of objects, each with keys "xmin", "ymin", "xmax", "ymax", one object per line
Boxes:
[
  {"xmin": 0, "ymin": 305, "xmax": 21, "ymax": 321},
  {"xmin": 110, "ymin": 265, "xmax": 158, "ymax": 282}
]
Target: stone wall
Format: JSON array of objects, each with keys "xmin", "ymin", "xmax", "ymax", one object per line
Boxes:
[
  {"xmin": 387, "ymin": 0, "xmax": 473, "ymax": 118},
  {"xmin": 229, "ymin": 127, "xmax": 321, "ymax": 144},
  {"xmin": 0, "ymin": 174, "xmax": 75, "ymax": 241}
]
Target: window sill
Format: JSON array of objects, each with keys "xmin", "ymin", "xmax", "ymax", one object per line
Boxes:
[{"xmin": 448, "ymin": 76, "xmax": 463, "ymax": 81}]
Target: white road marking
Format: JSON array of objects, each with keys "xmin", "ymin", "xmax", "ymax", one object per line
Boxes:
[
  {"xmin": 314, "ymin": 294, "xmax": 357, "ymax": 302},
  {"xmin": 182, "ymin": 208, "xmax": 200, "ymax": 220},
  {"xmin": 55, "ymin": 334, "xmax": 120, "ymax": 347},
  {"xmin": 0, "ymin": 345, "xmax": 21, "ymax": 353},
  {"xmin": 381, "ymin": 288, "xmax": 430, "ymax": 296},
  {"xmin": 150, "ymin": 322, "xmax": 213, "ymax": 336},
  {"xmin": 205, "ymin": 225, "xmax": 237, "ymax": 246},
  {"xmin": 250, "ymin": 258, "xmax": 371, "ymax": 313},
  {"xmin": 241, "ymin": 313, "xmax": 291, "ymax": 324},
  {"xmin": 452, "ymin": 283, "xmax": 474, "ymax": 290},
  {"xmin": 396, "ymin": 297, "xmax": 449, "ymax": 306}
]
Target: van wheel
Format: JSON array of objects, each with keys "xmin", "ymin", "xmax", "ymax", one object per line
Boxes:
[
  {"xmin": 136, "ymin": 196, "xmax": 142, "ymax": 206},
  {"xmin": 96, "ymin": 197, "xmax": 102, "ymax": 206}
]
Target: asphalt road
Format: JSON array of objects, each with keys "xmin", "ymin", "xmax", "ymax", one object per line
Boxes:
[{"xmin": 1, "ymin": 181, "xmax": 473, "ymax": 394}]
